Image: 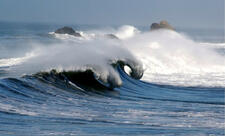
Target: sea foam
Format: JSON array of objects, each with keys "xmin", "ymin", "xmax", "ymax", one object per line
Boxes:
[{"xmin": 3, "ymin": 25, "xmax": 225, "ymax": 87}]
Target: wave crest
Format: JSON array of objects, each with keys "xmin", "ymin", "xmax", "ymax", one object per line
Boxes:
[{"xmin": 33, "ymin": 58, "xmax": 144, "ymax": 89}]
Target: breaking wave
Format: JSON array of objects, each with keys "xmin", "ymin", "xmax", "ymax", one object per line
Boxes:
[
  {"xmin": 0, "ymin": 23, "xmax": 224, "ymax": 136},
  {"xmin": 1, "ymin": 25, "xmax": 225, "ymax": 88}
]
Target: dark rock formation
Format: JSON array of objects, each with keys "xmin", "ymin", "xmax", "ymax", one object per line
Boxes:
[
  {"xmin": 105, "ymin": 34, "xmax": 119, "ymax": 40},
  {"xmin": 150, "ymin": 20, "xmax": 175, "ymax": 31},
  {"xmin": 55, "ymin": 26, "xmax": 81, "ymax": 37},
  {"xmin": 150, "ymin": 23, "xmax": 161, "ymax": 30}
]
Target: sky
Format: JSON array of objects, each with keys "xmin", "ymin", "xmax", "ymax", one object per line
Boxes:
[{"xmin": 0, "ymin": 0, "xmax": 224, "ymax": 29}]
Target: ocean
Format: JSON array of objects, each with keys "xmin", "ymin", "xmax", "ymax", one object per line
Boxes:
[{"xmin": 0, "ymin": 21, "xmax": 224, "ymax": 136}]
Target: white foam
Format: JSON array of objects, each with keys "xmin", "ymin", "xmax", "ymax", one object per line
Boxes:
[
  {"xmin": 6, "ymin": 25, "xmax": 225, "ymax": 87},
  {"xmin": 49, "ymin": 32, "xmax": 91, "ymax": 42},
  {"xmin": 112, "ymin": 108, "xmax": 224, "ymax": 129},
  {"xmin": 200, "ymin": 42, "xmax": 225, "ymax": 48},
  {"xmin": 9, "ymin": 37, "xmax": 142, "ymax": 87},
  {"xmin": 115, "ymin": 25, "xmax": 140, "ymax": 39},
  {"xmin": 0, "ymin": 53, "xmax": 35, "ymax": 67},
  {"xmin": 123, "ymin": 30, "xmax": 225, "ymax": 87},
  {"xmin": 50, "ymin": 25, "xmax": 140, "ymax": 41}
]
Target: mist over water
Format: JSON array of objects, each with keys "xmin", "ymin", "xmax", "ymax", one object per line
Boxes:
[
  {"xmin": 2, "ymin": 25, "xmax": 224, "ymax": 87},
  {"xmin": 122, "ymin": 29, "xmax": 225, "ymax": 87},
  {"xmin": 3, "ymin": 33, "xmax": 143, "ymax": 87},
  {"xmin": 0, "ymin": 23, "xmax": 224, "ymax": 136}
]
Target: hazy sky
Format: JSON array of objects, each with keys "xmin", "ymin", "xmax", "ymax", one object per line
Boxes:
[{"xmin": 0, "ymin": 0, "xmax": 224, "ymax": 28}]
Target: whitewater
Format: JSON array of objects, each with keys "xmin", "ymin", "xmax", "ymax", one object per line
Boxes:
[
  {"xmin": 0, "ymin": 22, "xmax": 224, "ymax": 136},
  {"xmin": 2, "ymin": 25, "xmax": 225, "ymax": 87}
]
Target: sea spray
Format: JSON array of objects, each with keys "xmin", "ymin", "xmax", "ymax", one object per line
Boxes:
[
  {"xmin": 0, "ymin": 23, "xmax": 224, "ymax": 136},
  {"xmin": 7, "ymin": 38, "xmax": 143, "ymax": 87},
  {"xmin": 123, "ymin": 29, "xmax": 225, "ymax": 87},
  {"xmin": 1, "ymin": 25, "xmax": 225, "ymax": 87}
]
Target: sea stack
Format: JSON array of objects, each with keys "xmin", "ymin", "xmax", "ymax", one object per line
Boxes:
[
  {"xmin": 55, "ymin": 26, "xmax": 81, "ymax": 37},
  {"xmin": 150, "ymin": 20, "xmax": 175, "ymax": 31},
  {"xmin": 104, "ymin": 34, "xmax": 119, "ymax": 40}
]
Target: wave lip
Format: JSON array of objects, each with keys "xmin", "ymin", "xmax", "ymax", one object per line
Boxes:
[
  {"xmin": 116, "ymin": 58, "xmax": 144, "ymax": 80},
  {"xmin": 33, "ymin": 57, "xmax": 144, "ymax": 90}
]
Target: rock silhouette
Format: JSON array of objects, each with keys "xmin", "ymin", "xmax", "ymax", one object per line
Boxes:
[
  {"xmin": 55, "ymin": 26, "xmax": 81, "ymax": 37},
  {"xmin": 150, "ymin": 21, "xmax": 174, "ymax": 31}
]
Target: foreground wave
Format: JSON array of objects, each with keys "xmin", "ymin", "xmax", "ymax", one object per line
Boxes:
[
  {"xmin": 33, "ymin": 60, "xmax": 144, "ymax": 90},
  {"xmin": 0, "ymin": 24, "xmax": 224, "ymax": 135},
  {"xmin": 0, "ymin": 66, "xmax": 224, "ymax": 135}
]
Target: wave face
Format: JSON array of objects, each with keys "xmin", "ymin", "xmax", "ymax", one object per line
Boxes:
[{"xmin": 0, "ymin": 22, "xmax": 224, "ymax": 135}]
